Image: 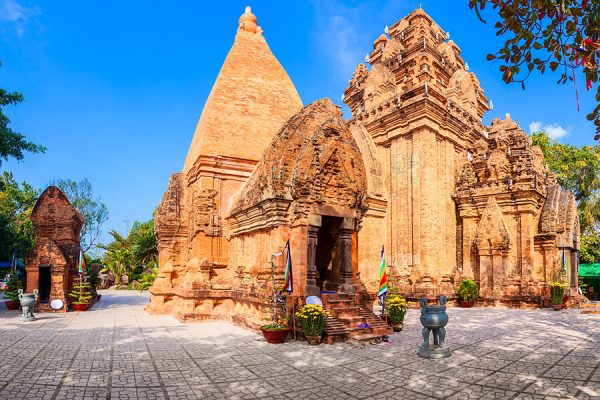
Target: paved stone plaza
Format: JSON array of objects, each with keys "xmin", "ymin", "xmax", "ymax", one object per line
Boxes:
[{"xmin": 1, "ymin": 291, "xmax": 599, "ymax": 400}]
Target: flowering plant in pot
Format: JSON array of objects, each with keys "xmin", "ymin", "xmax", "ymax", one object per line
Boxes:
[
  {"xmin": 68, "ymin": 275, "xmax": 93, "ymax": 311},
  {"xmin": 296, "ymin": 304, "xmax": 329, "ymax": 345},
  {"xmin": 259, "ymin": 255, "xmax": 290, "ymax": 344},
  {"xmin": 386, "ymin": 295, "xmax": 407, "ymax": 332},
  {"xmin": 3, "ymin": 273, "xmax": 23, "ymax": 310},
  {"xmin": 456, "ymin": 279, "xmax": 478, "ymax": 307},
  {"xmin": 550, "ymin": 281, "xmax": 567, "ymax": 310}
]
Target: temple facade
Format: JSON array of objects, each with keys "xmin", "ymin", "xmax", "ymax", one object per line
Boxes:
[
  {"xmin": 147, "ymin": 7, "xmax": 580, "ymax": 332},
  {"xmin": 26, "ymin": 186, "xmax": 84, "ymax": 312}
]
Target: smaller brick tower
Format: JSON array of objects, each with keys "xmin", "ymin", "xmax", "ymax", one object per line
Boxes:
[{"xmin": 26, "ymin": 186, "xmax": 83, "ymax": 312}]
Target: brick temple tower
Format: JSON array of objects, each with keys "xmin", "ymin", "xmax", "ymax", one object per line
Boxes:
[
  {"xmin": 149, "ymin": 7, "xmax": 302, "ymax": 316},
  {"xmin": 343, "ymin": 8, "xmax": 490, "ymax": 296}
]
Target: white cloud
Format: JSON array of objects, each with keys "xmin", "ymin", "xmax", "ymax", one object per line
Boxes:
[
  {"xmin": 529, "ymin": 121, "xmax": 541, "ymax": 133},
  {"xmin": 544, "ymin": 123, "xmax": 569, "ymax": 140},
  {"xmin": 0, "ymin": 0, "xmax": 40, "ymax": 35},
  {"xmin": 529, "ymin": 121, "xmax": 570, "ymax": 140},
  {"xmin": 310, "ymin": 0, "xmax": 419, "ymax": 79},
  {"xmin": 0, "ymin": 0, "xmax": 26, "ymax": 22}
]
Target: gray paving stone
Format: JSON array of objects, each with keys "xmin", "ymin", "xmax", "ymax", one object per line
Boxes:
[{"xmin": 0, "ymin": 290, "xmax": 599, "ymax": 400}]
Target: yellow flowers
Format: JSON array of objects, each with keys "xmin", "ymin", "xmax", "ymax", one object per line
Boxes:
[
  {"xmin": 386, "ymin": 295, "xmax": 407, "ymax": 312},
  {"xmin": 296, "ymin": 304, "xmax": 329, "ymax": 336},
  {"xmin": 386, "ymin": 294, "xmax": 407, "ymax": 324},
  {"xmin": 295, "ymin": 304, "xmax": 330, "ymax": 319},
  {"xmin": 550, "ymin": 281, "xmax": 567, "ymax": 289}
]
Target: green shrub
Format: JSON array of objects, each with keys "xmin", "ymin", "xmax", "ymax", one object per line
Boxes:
[
  {"xmin": 550, "ymin": 281, "xmax": 566, "ymax": 305},
  {"xmin": 456, "ymin": 279, "xmax": 479, "ymax": 302},
  {"xmin": 135, "ymin": 267, "xmax": 157, "ymax": 291}
]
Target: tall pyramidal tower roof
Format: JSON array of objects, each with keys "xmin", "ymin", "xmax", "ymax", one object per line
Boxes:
[{"xmin": 183, "ymin": 6, "xmax": 303, "ymax": 173}]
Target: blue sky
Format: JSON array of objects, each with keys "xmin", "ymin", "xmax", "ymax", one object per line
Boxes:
[{"xmin": 1, "ymin": 0, "xmax": 597, "ymax": 250}]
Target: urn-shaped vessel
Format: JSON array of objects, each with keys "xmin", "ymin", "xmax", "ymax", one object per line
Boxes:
[
  {"xmin": 417, "ymin": 295, "xmax": 451, "ymax": 359},
  {"xmin": 18, "ymin": 289, "xmax": 38, "ymax": 321}
]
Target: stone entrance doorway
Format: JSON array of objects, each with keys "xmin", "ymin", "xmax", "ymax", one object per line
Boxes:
[
  {"xmin": 306, "ymin": 214, "xmax": 355, "ymax": 297},
  {"xmin": 315, "ymin": 216, "xmax": 342, "ymax": 292},
  {"xmin": 38, "ymin": 266, "xmax": 51, "ymax": 303}
]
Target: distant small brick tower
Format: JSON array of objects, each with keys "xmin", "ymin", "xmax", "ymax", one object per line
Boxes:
[{"xmin": 26, "ymin": 186, "xmax": 83, "ymax": 312}]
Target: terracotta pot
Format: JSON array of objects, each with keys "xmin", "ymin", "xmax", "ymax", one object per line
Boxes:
[
  {"xmin": 4, "ymin": 300, "xmax": 20, "ymax": 310},
  {"xmin": 392, "ymin": 323, "xmax": 403, "ymax": 332},
  {"xmin": 460, "ymin": 300, "xmax": 475, "ymax": 308},
  {"xmin": 72, "ymin": 303, "xmax": 89, "ymax": 312},
  {"xmin": 260, "ymin": 327, "xmax": 290, "ymax": 344},
  {"xmin": 305, "ymin": 335, "xmax": 321, "ymax": 345},
  {"xmin": 551, "ymin": 304, "xmax": 563, "ymax": 311}
]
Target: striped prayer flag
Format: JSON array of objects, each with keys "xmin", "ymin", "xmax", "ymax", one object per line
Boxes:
[
  {"xmin": 378, "ymin": 246, "xmax": 388, "ymax": 304},
  {"xmin": 78, "ymin": 249, "xmax": 86, "ymax": 274},
  {"xmin": 562, "ymin": 248, "xmax": 567, "ymax": 272},
  {"xmin": 11, "ymin": 250, "xmax": 17, "ymax": 271},
  {"xmin": 280, "ymin": 240, "xmax": 293, "ymax": 294}
]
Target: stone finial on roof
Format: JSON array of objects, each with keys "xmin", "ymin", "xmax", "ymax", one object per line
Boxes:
[{"xmin": 239, "ymin": 6, "xmax": 259, "ymax": 34}]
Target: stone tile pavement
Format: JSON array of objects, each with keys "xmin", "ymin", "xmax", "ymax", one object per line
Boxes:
[{"xmin": 0, "ymin": 291, "xmax": 599, "ymax": 399}]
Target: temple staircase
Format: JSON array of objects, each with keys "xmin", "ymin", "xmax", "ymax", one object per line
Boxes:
[
  {"xmin": 580, "ymin": 301, "xmax": 600, "ymax": 314},
  {"xmin": 321, "ymin": 293, "xmax": 392, "ymax": 344}
]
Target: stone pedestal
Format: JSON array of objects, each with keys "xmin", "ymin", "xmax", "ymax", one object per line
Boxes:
[{"xmin": 417, "ymin": 343, "xmax": 452, "ymax": 359}]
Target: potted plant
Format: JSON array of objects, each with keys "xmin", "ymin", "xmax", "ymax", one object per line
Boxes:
[
  {"xmin": 259, "ymin": 255, "xmax": 290, "ymax": 344},
  {"xmin": 550, "ymin": 281, "xmax": 567, "ymax": 311},
  {"xmin": 456, "ymin": 279, "xmax": 479, "ymax": 307},
  {"xmin": 3, "ymin": 273, "xmax": 23, "ymax": 310},
  {"xmin": 386, "ymin": 295, "xmax": 407, "ymax": 332},
  {"xmin": 68, "ymin": 275, "xmax": 93, "ymax": 311},
  {"xmin": 296, "ymin": 304, "xmax": 329, "ymax": 345}
]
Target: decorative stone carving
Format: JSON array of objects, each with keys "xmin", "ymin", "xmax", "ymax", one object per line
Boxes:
[
  {"xmin": 456, "ymin": 163, "xmax": 477, "ymax": 190},
  {"xmin": 363, "ymin": 64, "xmax": 397, "ymax": 110},
  {"xmin": 476, "ymin": 197, "xmax": 510, "ymax": 251}
]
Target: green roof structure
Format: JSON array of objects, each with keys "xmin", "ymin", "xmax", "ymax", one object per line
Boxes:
[{"xmin": 579, "ymin": 264, "xmax": 600, "ymax": 278}]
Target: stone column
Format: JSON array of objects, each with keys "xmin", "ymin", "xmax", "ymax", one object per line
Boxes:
[
  {"xmin": 306, "ymin": 225, "xmax": 320, "ymax": 297},
  {"xmin": 478, "ymin": 248, "xmax": 492, "ymax": 298},
  {"xmin": 491, "ymin": 249, "xmax": 506, "ymax": 297},
  {"xmin": 338, "ymin": 228, "xmax": 355, "ymax": 294}
]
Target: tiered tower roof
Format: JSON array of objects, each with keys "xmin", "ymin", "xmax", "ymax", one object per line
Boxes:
[
  {"xmin": 343, "ymin": 8, "xmax": 491, "ymax": 146},
  {"xmin": 183, "ymin": 7, "xmax": 303, "ymax": 173}
]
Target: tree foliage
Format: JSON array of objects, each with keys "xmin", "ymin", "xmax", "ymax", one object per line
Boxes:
[
  {"xmin": 531, "ymin": 131, "xmax": 600, "ymax": 262},
  {"xmin": 99, "ymin": 218, "xmax": 157, "ymax": 285},
  {"xmin": 581, "ymin": 233, "xmax": 600, "ymax": 263},
  {"xmin": 531, "ymin": 131, "xmax": 600, "ymax": 232},
  {"xmin": 0, "ymin": 172, "xmax": 38, "ymax": 261},
  {"xmin": 469, "ymin": 0, "xmax": 600, "ymax": 140},
  {"xmin": 50, "ymin": 178, "xmax": 109, "ymax": 252},
  {"xmin": 0, "ymin": 61, "xmax": 46, "ymax": 165}
]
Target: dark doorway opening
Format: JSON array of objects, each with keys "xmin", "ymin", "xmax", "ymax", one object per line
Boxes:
[
  {"xmin": 315, "ymin": 216, "xmax": 342, "ymax": 292},
  {"xmin": 39, "ymin": 266, "xmax": 51, "ymax": 303}
]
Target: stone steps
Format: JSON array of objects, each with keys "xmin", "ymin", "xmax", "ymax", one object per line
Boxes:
[
  {"xmin": 351, "ymin": 333, "xmax": 385, "ymax": 344},
  {"xmin": 580, "ymin": 301, "xmax": 600, "ymax": 314},
  {"xmin": 321, "ymin": 293, "xmax": 391, "ymax": 343}
]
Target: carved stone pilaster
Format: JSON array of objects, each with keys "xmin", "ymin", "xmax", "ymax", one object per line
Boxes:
[
  {"xmin": 338, "ymin": 229, "xmax": 355, "ymax": 294},
  {"xmin": 306, "ymin": 225, "xmax": 320, "ymax": 297}
]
